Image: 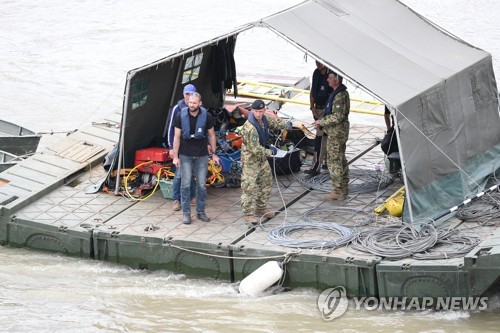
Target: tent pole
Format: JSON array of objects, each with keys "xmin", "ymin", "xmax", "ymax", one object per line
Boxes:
[
  {"xmin": 171, "ymin": 61, "xmax": 183, "ymax": 106},
  {"xmin": 162, "ymin": 60, "xmax": 184, "ymax": 138},
  {"xmin": 431, "ymin": 182, "xmax": 500, "ymax": 221},
  {"xmin": 114, "ymin": 72, "xmax": 133, "ymax": 195},
  {"xmin": 393, "ymin": 107, "xmax": 415, "ymax": 222}
]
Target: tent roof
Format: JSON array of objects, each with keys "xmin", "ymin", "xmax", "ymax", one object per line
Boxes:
[
  {"xmin": 258, "ymin": 0, "xmax": 490, "ymax": 107},
  {"xmin": 130, "ymin": 0, "xmax": 490, "ymax": 109}
]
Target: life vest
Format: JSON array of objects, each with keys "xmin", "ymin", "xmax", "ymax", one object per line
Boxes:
[
  {"xmin": 325, "ymin": 84, "xmax": 348, "ymax": 116},
  {"xmin": 181, "ymin": 107, "xmax": 207, "ymax": 140},
  {"xmin": 247, "ymin": 112, "xmax": 269, "ymax": 147}
]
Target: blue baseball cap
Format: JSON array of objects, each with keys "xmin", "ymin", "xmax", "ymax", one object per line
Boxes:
[{"xmin": 183, "ymin": 84, "xmax": 197, "ymax": 94}]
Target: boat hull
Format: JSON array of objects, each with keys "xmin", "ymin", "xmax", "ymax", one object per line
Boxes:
[{"xmin": 0, "ymin": 136, "xmax": 41, "ymax": 156}]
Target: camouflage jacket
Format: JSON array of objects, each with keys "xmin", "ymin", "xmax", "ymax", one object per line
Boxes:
[
  {"xmin": 240, "ymin": 116, "xmax": 285, "ymax": 162},
  {"xmin": 319, "ymin": 89, "xmax": 350, "ymax": 139}
]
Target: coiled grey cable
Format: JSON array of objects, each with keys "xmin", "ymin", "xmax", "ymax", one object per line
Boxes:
[
  {"xmin": 298, "ymin": 169, "xmax": 395, "ymax": 194},
  {"xmin": 303, "ymin": 207, "xmax": 376, "ymax": 227},
  {"xmin": 456, "ymin": 183, "xmax": 500, "ymax": 225},
  {"xmin": 412, "ymin": 227, "xmax": 480, "ymax": 260},
  {"xmin": 350, "ymin": 221, "xmax": 480, "ymax": 260},
  {"xmin": 481, "ymin": 190, "xmax": 500, "ymax": 206},
  {"xmin": 456, "ymin": 203, "xmax": 500, "ymax": 225},
  {"xmin": 266, "ymin": 207, "xmax": 373, "ymax": 249},
  {"xmin": 350, "ymin": 223, "xmax": 439, "ymax": 260},
  {"xmin": 267, "ymin": 222, "xmax": 358, "ymax": 249}
]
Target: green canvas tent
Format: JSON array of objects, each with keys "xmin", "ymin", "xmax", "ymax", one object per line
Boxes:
[{"xmin": 115, "ymin": 0, "xmax": 500, "ymax": 223}]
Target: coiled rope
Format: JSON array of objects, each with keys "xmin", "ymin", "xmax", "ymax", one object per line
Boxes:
[
  {"xmin": 412, "ymin": 227, "xmax": 480, "ymax": 260},
  {"xmin": 267, "ymin": 207, "xmax": 374, "ymax": 249},
  {"xmin": 456, "ymin": 190, "xmax": 500, "ymax": 226},
  {"xmin": 303, "ymin": 207, "xmax": 376, "ymax": 227},
  {"xmin": 298, "ymin": 169, "xmax": 395, "ymax": 194},
  {"xmin": 350, "ymin": 221, "xmax": 480, "ymax": 260},
  {"xmin": 351, "ymin": 222, "xmax": 438, "ymax": 260},
  {"xmin": 267, "ymin": 222, "xmax": 358, "ymax": 249}
]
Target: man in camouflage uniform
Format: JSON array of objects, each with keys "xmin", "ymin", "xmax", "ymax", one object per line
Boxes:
[
  {"xmin": 240, "ymin": 99, "xmax": 288, "ymax": 224},
  {"xmin": 314, "ymin": 72, "xmax": 350, "ymax": 200}
]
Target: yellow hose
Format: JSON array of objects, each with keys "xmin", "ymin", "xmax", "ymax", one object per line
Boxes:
[{"xmin": 124, "ymin": 161, "xmax": 162, "ymax": 201}]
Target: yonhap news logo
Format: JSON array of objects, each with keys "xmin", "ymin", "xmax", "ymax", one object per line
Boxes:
[
  {"xmin": 317, "ymin": 286, "xmax": 349, "ymax": 320},
  {"xmin": 317, "ymin": 287, "xmax": 488, "ymax": 321}
]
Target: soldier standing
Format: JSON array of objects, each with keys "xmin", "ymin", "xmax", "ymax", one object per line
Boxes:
[
  {"xmin": 240, "ymin": 99, "xmax": 289, "ymax": 224},
  {"xmin": 314, "ymin": 72, "xmax": 350, "ymax": 200}
]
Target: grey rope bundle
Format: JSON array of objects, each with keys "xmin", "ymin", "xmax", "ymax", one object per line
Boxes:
[
  {"xmin": 266, "ymin": 205, "xmax": 479, "ymax": 258},
  {"xmin": 303, "ymin": 207, "xmax": 376, "ymax": 227},
  {"xmin": 267, "ymin": 222, "xmax": 358, "ymax": 249},
  {"xmin": 456, "ymin": 187, "xmax": 500, "ymax": 225},
  {"xmin": 298, "ymin": 169, "xmax": 395, "ymax": 194},
  {"xmin": 481, "ymin": 190, "xmax": 500, "ymax": 206},
  {"xmin": 350, "ymin": 223, "xmax": 439, "ymax": 260},
  {"xmin": 267, "ymin": 207, "xmax": 373, "ymax": 249},
  {"xmin": 412, "ymin": 227, "xmax": 480, "ymax": 260},
  {"xmin": 351, "ymin": 222, "xmax": 480, "ymax": 260},
  {"xmin": 456, "ymin": 203, "xmax": 500, "ymax": 225}
]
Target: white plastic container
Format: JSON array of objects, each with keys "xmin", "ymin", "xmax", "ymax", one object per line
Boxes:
[{"xmin": 238, "ymin": 261, "xmax": 284, "ymax": 296}]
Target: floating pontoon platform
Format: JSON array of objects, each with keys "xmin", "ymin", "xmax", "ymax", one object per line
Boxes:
[{"xmin": 1, "ymin": 112, "xmax": 500, "ymax": 299}]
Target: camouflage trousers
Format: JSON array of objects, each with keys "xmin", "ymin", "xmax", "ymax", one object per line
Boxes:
[
  {"xmin": 240, "ymin": 157, "xmax": 272, "ymax": 215},
  {"xmin": 326, "ymin": 135, "xmax": 349, "ymax": 193}
]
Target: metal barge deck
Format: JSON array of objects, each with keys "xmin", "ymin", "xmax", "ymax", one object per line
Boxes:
[{"xmin": 1, "ymin": 114, "xmax": 500, "ymax": 299}]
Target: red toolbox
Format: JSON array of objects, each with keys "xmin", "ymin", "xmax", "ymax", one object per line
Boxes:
[{"xmin": 134, "ymin": 147, "xmax": 171, "ymax": 174}]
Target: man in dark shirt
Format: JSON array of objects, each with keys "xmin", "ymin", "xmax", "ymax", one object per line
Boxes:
[
  {"xmin": 305, "ymin": 60, "xmax": 332, "ymax": 175},
  {"xmin": 172, "ymin": 92, "xmax": 220, "ymax": 224},
  {"xmin": 166, "ymin": 84, "xmax": 196, "ymax": 211},
  {"xmin": 384, "ymin": 106, "xmax": 393, "ymax": 130}
]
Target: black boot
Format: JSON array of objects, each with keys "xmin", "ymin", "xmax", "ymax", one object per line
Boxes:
[
  {"xmin": 304, "ymin": 168, "xmax": 319, "ymax": 176},
  {"xmin": 196, "ymin": 212, "xmax": 211, "ymax": 222}
]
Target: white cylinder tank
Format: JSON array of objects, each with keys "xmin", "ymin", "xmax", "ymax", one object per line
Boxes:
[{"xmin": 238, "ymin": 261, "xmax": 284, "ymax": 296}]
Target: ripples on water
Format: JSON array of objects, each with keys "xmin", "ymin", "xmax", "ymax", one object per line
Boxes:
[
  {"xmin": 1, "ymin": 0, "xmax": 500, "ymax": 331},
  {"xmin": 0, "ymin": 247, "xmax": 322, "ymax": 332},
  {"xmin": 2, "ymin": 246, "xmax": 500, "ymax": 333},
  {"xmin": 2, "ymin": 248, "xmax": 500, "ymax": 333}
]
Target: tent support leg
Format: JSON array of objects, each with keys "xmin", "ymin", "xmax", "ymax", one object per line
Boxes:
[{"xmin": 393, "ymin": 107, "xmax": 414, "ymax": 223}]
